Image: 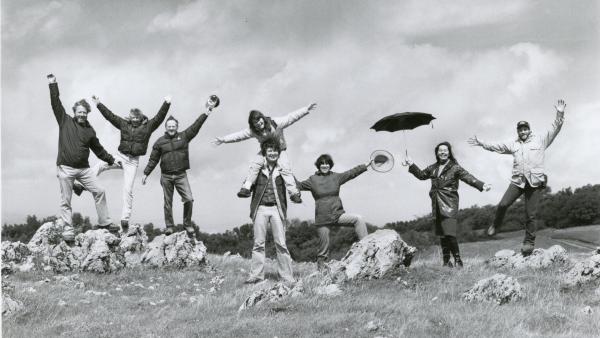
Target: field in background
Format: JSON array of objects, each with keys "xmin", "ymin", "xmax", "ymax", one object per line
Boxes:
[{"xmin": 3, "ymin": 226, "xmax": 600, "ymax": 338}]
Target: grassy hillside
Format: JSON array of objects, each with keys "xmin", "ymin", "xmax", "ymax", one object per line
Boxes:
[{"xmin": 3, "ymin": 227, "xmax": 600, "ymax": 338}]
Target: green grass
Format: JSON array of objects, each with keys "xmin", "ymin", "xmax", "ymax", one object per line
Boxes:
[{"xmin": 3, "ymin": 230, "xmax": 600, "ymax": 338}]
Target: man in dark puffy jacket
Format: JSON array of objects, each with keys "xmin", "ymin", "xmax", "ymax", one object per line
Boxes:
[
  {"xmin": 47, "ymin": 74, "xmax": 118, "ymax": 241},
  {"xmin": 141, "ymin": 107, "xmax": 214, "ymax": 236},
  {"xmin": 72, "ymin": 94, "xmax": 171, "ymax": 233}
]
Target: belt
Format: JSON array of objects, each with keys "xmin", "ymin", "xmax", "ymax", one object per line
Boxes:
[{"xmin": 261, "ymin": 202, "xmax": 277, "ymax": 207}]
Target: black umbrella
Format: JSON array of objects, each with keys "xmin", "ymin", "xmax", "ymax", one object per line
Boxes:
[
  {"xmin": 370, "ymin": 112, "xmax": 436, "ymax": 157},
  {"xmin": 370, "ymin": 112, "xmax": 435, "ymax": 132}
]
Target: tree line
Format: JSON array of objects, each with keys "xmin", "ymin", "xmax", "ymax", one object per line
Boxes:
[{"xmin": 3, "ymin": 184, "xmax": 599, "ymax": 262}]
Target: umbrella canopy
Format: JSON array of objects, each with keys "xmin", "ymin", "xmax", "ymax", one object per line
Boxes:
[{"xmin": 370, "ymin": 112, "xmax": 435, "ymax": 132}]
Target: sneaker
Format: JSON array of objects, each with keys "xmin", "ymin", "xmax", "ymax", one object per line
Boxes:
[
  {"xmin": 73, "ymin": 183, "xmax": 84, "ymax": 196},
  {"xmin": 164, "ymin": 226, "xmax": 175, "ymax": 236},
  {"xmin": 244, "ymin": 276, "xmax": 263, "ymax": 284},
  {"xmin": 487, "ymin": 225, "xmax": 497, "ymax": 237},
  {"xmin": 521, "ymin": 243, "xmax": 535, "ymax": 257},
  {"xmin": 442, "ymin": 261, "xmax": 454, "ymax": 268},
  {"xmin": 237, "ymin": 188, "xmax": 252, "ymax": 198},
  {"xmin": 454, "ymin": 256, "xmax": 464, "ymax": 268},
  {"xmin": 120, "ymin": 220, "xmax": 129, "ymax": 235},
  {"xmin": 62, "ymin": 224, "xmax": 75, "ymax": 243},
  {"xmin": 290, "ymin": 193, "xmax": 302, "ymax": 204}
]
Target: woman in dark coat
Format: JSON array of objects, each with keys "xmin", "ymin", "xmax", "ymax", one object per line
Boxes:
[
  {"xmin": 404, "ymin": 142, "xmax": 491, "ymax": 267},
  {"xmin": 297, "ymin": 154, "xmax": 372, "ymax": 269}
]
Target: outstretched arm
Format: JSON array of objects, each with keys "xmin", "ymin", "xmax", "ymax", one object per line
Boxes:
[
  {"xmin": 92, "ymin": 96, "xmax": 126, "ymax": 129},
  {"xmin": 455, "ymin": 165, "xmax": 485, "ymax": 191},
  {"xmin": 272, "ymin": 103, "xmax": 317, "ymax": 129},
  {"xmin": 89, "ymin": 136, "xmax": 115, "ymax": 165},
  {"xmin": 468, "ymin": 135, "xmax": 513, "ymax": 154},
  {"xmin": 408, "ymin": 163, "xmax": 432, "ymax": 181},
  {"xmin": 294, "ymin": 177, "xmax": 312, "ymax": 191},
  {"xmin": 213, "ymin": 128, "xmax": 253, "ymax": 145},
  {"xmin": 339, "ymin": 164, "xmax": 368, "ymax": 185},
  {"xmin": 182, "ymin": 113, "xmax": 209, "ymax": 142},
  {"xmin": 47, "ymin": 74, "xmax": 67, "ymax": 125},
  {"xmin": 148, "ymin": 96, "xmax": 172, "ymax": 131},
  {"xmin": 542, "ymin": 99, "xmax": 566, "ymax": 149}
]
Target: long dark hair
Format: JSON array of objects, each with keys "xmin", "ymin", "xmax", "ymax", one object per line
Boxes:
[
  {"xmin": 434, "ymin": 141, "xmax": 457, "ymax": 164},
  {"xmin": 248, "ymin": 110, "xmax": 272, "ymax": 134}
]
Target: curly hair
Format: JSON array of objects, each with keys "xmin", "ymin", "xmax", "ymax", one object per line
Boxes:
[
  {"xmin": 72, "ymin": 99, "xmax": 91, "ymax": 113},
  {"xmin": 260, "ymin": 136, "xmax": 281, "ymax": 156},
  {"xmin": 314, "ymin": 154, "xmax": 334, "ymax": 169}
]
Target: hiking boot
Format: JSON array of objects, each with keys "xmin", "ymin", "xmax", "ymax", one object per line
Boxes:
[
  {"xmin": 290, "ymin": 193, "xmax": 302, "ymax": 204},
  {"xmin": 521, "ymin": 243, "xmax": 535, "ymax": 257},
  {"xmin": 73, "ymin": 183, "xmax": 85, "ymax": 196},
  {"xmin": 237, "ymin": 188, "xmax": 251, "ymax": 198},
  {"xmin": 317, "ymin": 258, "xmax": 327, "ymax": 272},
  {"xmin": 184, "ymin": 225, "xmax": 195, "ymax": 239},
  {"xmin": 120, "ymin": 220, "xmax": 129, "ymax": 235},
  {"xmin": 487, "ymin": 224, "xmax": 497, "ymax": 237},
  {"xmin": 244, "ymin": 276, "xmax": 264, "ymax": 284},
  {"xmin": 62, "ymin": 224, "xmax": 75, "ymax": 243},
  {"xmin": 454, "ymin": 256, "xmax": 464, "ymax": 268},
  {"xmin": 97, "ymin": 223, "xmax": 121, "ymax": 235},
  {"xmin": 164, "ymin": 226, "xmax": 175, "ymax": 236}
]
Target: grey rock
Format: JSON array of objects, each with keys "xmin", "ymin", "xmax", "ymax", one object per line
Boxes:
[
  {"xmin": 119, "ymin": 224, "xmax": 148, "ymax": 267},
  {"xmin": 314, "ymin": 283, "xmax": 342, "ymax": 297},
  {"xmin": 562, "ymin": 254, "xmax": 600, "ymax": 289},
  {"xmin": 140, "ymin": 232, "xmax": 207, "ymax": 268},
  {"xmin": 463, "ymin": 273, "xmax": 524, "ymax": 305},
  {"xmin": 325, "ymin": 230, "xmax": 416, "ymax": 283},
  {"xmin": 486, "ymin": 245, "xmax": 568, "ymax": 270},
  {"xmin": 74, "ymin": 229, "xmax": 124, "ymax": 273},
  {"xmin": 239, "ymin": 281, "xmax": 304, "ymax": 311}
]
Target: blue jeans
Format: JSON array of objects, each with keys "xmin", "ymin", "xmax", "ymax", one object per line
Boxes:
[{"xmin": 160, "ymin": 172, "xmax": 194, "ymax": 227}]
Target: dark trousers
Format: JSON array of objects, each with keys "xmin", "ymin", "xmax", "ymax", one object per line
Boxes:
[
  {"xmin": 160, "ymin": 172, "xmax": 194, "ymax": 227},
  {"xmin": 494, "ymin": 183, "xmax": 542, "ymax": 244}
]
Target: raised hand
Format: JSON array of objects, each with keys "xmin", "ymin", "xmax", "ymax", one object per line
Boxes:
[
  {"xmin": 402, "ymin": 155, "xmax": 413, "ymax": 167},
  {"xmin": 554, "ymin": 99, "xmax": 566, "ymax": 114},
  {"xmin": 164, "ymin": 95, "xmax": 172, "ymax": 104},
  {"xmin": 91, "ymin": 95, "xmax": 100, "ymax": 105},
  {"xmin": 308, "ymin": 103, "xmax": 317, "ymax": 112},
  {"xmin": 211, "ymin": 137, "xmax": 224, "ymax": 147},
  {"xmin": 467, "ymin": 136, "xmax": 482, "ymax": 147},
  {"xmin": 365, "ymin": 158, "xmax": 374, "ymax": 168},
  {"xmin": 47, "ymin": 74, "xmax": 56, "ymax": 83},
  {"xmin": 483, "ymin": 183, "xmax": 492, "ymax": 191}
]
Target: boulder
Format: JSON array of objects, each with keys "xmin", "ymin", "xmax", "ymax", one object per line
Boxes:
[
  {"xmin": 325, "ymin": 230, "xmax": 416, "ymax": 283},
  {"xmin": 1, "ymin": 241, "xmax": 32, "ymax": 273},
  {"xmin": 486, "ymin": 245, "xmax": 568, "ymax": 270},
  {"xmin": 140, "ymin": 232, "xmax": 207, "ymax": 268},
  {"xmin": 238, "ymin": 281, "xmax": 304, "ymax": 311},
  {"xmin": 463, "ymin": 273, "xmax": 524, "ymax": 305},
  {"xmin": 27, "ymin": 221, "xmax": 65, "ymax": 253},
  {"xmin": 561, "ymin": 254, "xmax": 600, "ymax": 289},
  {"xmin": 2, "ymin": 279, "xmax": 23, "ymax": 317},
  {"xmin": 119, "ymin": 224, "xmax": 148, "ymax": 267},
  {"xmin": 74, "ymin": 229, "xmax": 124, "ymax": 273}
]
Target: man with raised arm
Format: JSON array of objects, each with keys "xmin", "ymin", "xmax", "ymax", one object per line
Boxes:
[
  {"xmin": 468, "ymin": 100, "xmax": 566, "ymax": 255},
  {"xmin": 141, "ymin": 104, "xmax": 215, "ymax": 237},
  {"xmin": 72, "ymin": 95, "xmax": 171, "ymax": 234},
  {"xmin": 47, "ymin": 74, "xmax": 118, "ymax": 241}
]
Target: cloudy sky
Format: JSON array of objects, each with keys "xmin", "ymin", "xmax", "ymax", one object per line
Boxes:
[{"xmin": 2, "ymin": 0, "xmax": 599, "ymax": 233}]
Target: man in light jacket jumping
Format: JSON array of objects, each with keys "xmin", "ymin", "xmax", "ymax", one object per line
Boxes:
[{"xmin": 468, "ymin": 100, "xmax": 566, "ymax": 255}]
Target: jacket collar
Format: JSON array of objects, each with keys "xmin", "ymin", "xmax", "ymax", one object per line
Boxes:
[
  {"xmin": 164, "ymin": 131, "xmax": 180, "ymax": 139},
  {"xmin": 435, "ymin": 160, "xmax": 455, "ymax": 177},
  {"xmin": 261, "ymin": 159, "xmax": 282, "ymax": 176},
  {"xmin": 315, "ymin": 170, "xmax": 332, "ymax": 176}
]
